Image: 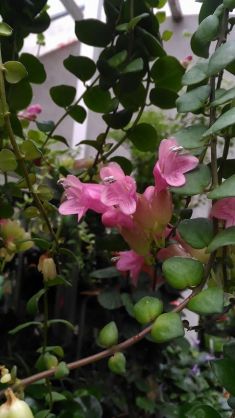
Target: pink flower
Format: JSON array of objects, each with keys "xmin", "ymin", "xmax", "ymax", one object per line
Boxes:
[
  {"xmin": 58, "ymin": 175, "xmax": 107, "ymax": 221},
  {"xmin": 102, "ymin": 208, "xmax": 134, "ymax": 229},
  {"xmin": 210, "ymin": 198, "xmax": 235, "ymax": 228},
  {"xmin": 153, "ymin": 138, "xmax": 199, "ymax": 192},
  {"xmin": 100, "ymin": 162, "xmax": 137, "ymax": 215},
  {"xmin": 18, "ymin": 104, "xmax": 42, "ymax": 121},
  {"xmin": 116, "ymin": 250, "xmax": 145, "ymax": 286},
  {"xmin": 180, "ymin": 55, "xmax": 193, "ymax": 69}
]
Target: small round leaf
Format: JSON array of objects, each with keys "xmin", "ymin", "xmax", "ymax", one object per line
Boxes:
[
  {"xmin": 4, "ymin": 61, "xmax": 27, "ymax": 84},
  {"xmin": 63, "ymin": 55, "xmax": 96, "ymax": 81},
  {"xmin": 163, "ymin": 257, "xmax": 204, "ymax": 290},
  {"xmin": 50, "ymin": 85, "xmax": 76, "ymax": 108}
]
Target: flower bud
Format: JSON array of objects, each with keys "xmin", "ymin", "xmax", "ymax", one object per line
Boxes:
[
  {"xmin": 0, "ymin": 389, "xmax": 34, "ymax": 418},
  {"xmin": 151, "ymin": 312, "xmax": 185, "ymax": 343},
  {"xmin": 98, "ymin": 321, "xmax": 118, "ymax": 348},
  {"xmin": 0, "ymin": 373, "xmax": 11, "ymax": 384},
  {"xmin": 38, "ymin": 255, "xmax": 57, "ymax": 281},
  {"xmin": 134, "ymin": 297, "xmax": 163, "ymax": 325},
  {"xmin": 108, "ymin": 352, "xmax": 126, "ymax": 375}
]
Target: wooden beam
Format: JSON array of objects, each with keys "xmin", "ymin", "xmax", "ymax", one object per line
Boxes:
[{"xmin": 168, "ymin": 0, "xmax": 183, "ymax": 22}]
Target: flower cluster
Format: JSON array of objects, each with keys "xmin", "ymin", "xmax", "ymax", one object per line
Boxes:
[{"xmin": 59, "ymin": 138, "xmax": 199, "ymax": 284}]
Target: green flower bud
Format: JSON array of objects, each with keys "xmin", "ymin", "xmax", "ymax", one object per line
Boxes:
[
  {"xmin": 98, "ymin": 321, "xmax": 118, "ymax": 348},
  {"xmin": 35, "ymin": 353, "xmax": 58, "ymax": 371},
  {"xmin": 0, "ymin": 389, "xmax": 34, "ymax": 418},
  {"xmin": 133, "ymin": 296, "xmax": 163, "ymax": 324},
  {"xmin": 151, "ymin": 312, "xmax": 185, "ymax": 343},
  {"xmin": 108, "ymin": 352, "xmax": 126, "ymax": 375}
]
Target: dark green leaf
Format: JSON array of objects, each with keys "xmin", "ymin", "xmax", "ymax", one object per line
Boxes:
[
  {"xmin": 128, "ymin": 13, "xmax": 149, "ymax": 30},
  {"xmin": 4, "ymin": 61, "xmax": 27, "ymax": 84},
  {"xmin": 208, "ymin": 175, "xmax": 235, "ymax": 199},
  {"xmin": 75, "ymin": 19, "xmax": 112, "ymax": 47},
  {"xmin": 211, "ymin": 86, "xmax": 235, "ymax": 107},
  {"xmin": 20, "ymin": 53, "xmax": 46, "ymax": 84},
  {"xmin": 47, "ymin": 319, "xmax": 74, "ymax": 331},
  {"xmin": 36, "ymin": 120, "xmax": 55, "ymax": 132},
  {"xmin": 207, "ymin": 227, "xmax": 235, "ymax": 253},
  {"xmin": 0, "ymin": 200, "xmax": 14, "ymax": 218},
  {"xmin": 203, "ymin": 108, "xmax": 235, "ymax": 137},
  {"xmin": 137, "ymin": 27, "xmax": 166, "ymax": 58},
  {"xmin": 178, "ymin": 218, "xmax": 214, "ymax": 249},
  {"xmin": 84, "ymin": 86, "xmax": 117, "ymax": 113},
  {"xmin": 0, "ymin": 22, "xmax": 13, "ymax": 37},
  {"xmin": 98, "ymin": 289, "xmax": 123, "ymax": 309},
  {"xmin": 176, "ymin": 85, "xmax": 210, "ymax": 113},
  {"xmin": 151, "ymin": 56, "xmax": 185, "ymax": 92},
  {"xmin": 224, "ymin": 340, "xmax": 235, "ymax": 360},
  {"xmin": 26, "ymin": 289, "xmax": 46, "ymax": 315},
  {"xmin": 90, "ymin": 267, "xmax": 120, "ymax": 279},
  {"xmin": 171, "ymin": 164, "xmax": 211, "ymax": 196},
  {"xmin": 8, "ymin": 80, "xmax": 33, "ymax": 110},
  {"xmin": 110, "ymin": 156, "xmax": 133, "ymax": 175},
  {"xmin": 212, "ymin": 358, "xmax": 235, "ymax": 395},
  {"xmin": 9, "ymin": 321, "xmax": 42, "ymax": 335},
  {"xmin": 103, "ymin": 109, "xmax": 132, "ymax": 129},
  {"xmin": 186, "ymin": 404, "xmax": 222, "ymax": 418},
  {"xmin": 191, "ymin": 15, "xmax": 220, "ymax": 59},
  {"xmin": 50, "ymin": 85, "xmax": 76, "ymax": 108},
  {"xmin": 199, "ymin": 0, "xmax": 223, "ymax": 23},
  {"xmin": 32, "ymin": 238, "xmax": 51, "ymax": 250},
  {"xmin": 68, "ymin": 105, "xmax": 87, "ymax": 123},
  {"xmin": 150, "ymin": 87, "xmax": 178, "ymax": 109},
  {"xmin": 0, "ymin": 149, "xmax": 17, "ymax": 172},
  {"xmin": 122, "ymin": 58, "xmax": 144, "ymax": 74},
  {"xmin": 174, "ymin": 124, "xmax": 207, "ymax": 155},
  {"xmin": 115, "ymin": 82, "xmax": 146, "ymax": 111},
  {"xmin": 127, "ymin": 123, "xmax": 158, "ymax": 151},
  {"xmin": 63, "ymin": 55, "xmax": 96, "ymax": 81},
  {"xmin": 208, "ymin": 39, "xmax": 235, "ymax": 76},
  {"xmin": 182, "ymin": 60, "xmax": 208, "ymax": 86}
]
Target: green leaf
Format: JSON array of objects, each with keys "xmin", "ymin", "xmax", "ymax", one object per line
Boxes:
[
  {"xmin": 199, "ymin": 0, "xmax": 223, "ymax": 23},
  {"xmin": 75, "ymin": 19, "xmax": 112, "ymax": 47},
  {"xmin": 171, "ymin": 164, "xmax": 211, "ymax": 196},
  {"xmin": 127, "ymin": 123, "xmax": 158, "ymax": 152},
  {"xmin": 115, "ymin": 82, "xmax": 146, "ymax": 111},
  {"xmin": 182, "ymin": 60, "xmax": 208, "ymax": 86},
  {"xmin": 55, "ymin": 361, "xmax": 70, "ymax": 379},
  {"xmin": 203, "ymin": 108, "xmax": 235, "ymax": 137},
  {"xmin": 186, "ymin": 404, "xmax": 222, "ymax": 418},
  {"xmin": 137, "ymin": 27, "xmax": 166, "ymax": 58},
  {"xmin": 212, "ymin": 358, "xmax": 235, "ymax": 396},
  {"xmin": 20, "ymin": 53, "xmax": 46, "ymax": 84},
  {"xmin": 0, "ymin": 199, "xmax": 14, "ymax": 218},
  {"xmin": 208, "ymin": 39, "xmax": 235, "ymax": 76},
  {"xmin": 103, "ymin": 109, "xmax": 132, "ymax": 129},
  {"xmin": 128, "ymin": 13, "xmax": 149, "ymax": 30},
  {"xmin": 68, "ymin": 105, "xmax": 87, "ymax": 123},
  {"xmin": 151, "ymin": 312, "xmax": 185, "ymax": 343},
  {"xmin": 37, "ymin": 345, "xmax": 64, "ymax": 358},
  {"xmin": 35, "ymin": 410, "xmax": 54, "ymax": 418},
  {"xmin": 187, "ymin": 287, "xmax": 224, "ymax": 315},
  {"xmin": 162, "ymin": 30, "xmax": 173, "ymax": 41},
  {"xmin": 32, "ymin": 238, "xmax": 51, "ymax": 250},
  {"xmin": 174, "ymin": 124, "xmax": 207, "ymax": 155},
  {"xmin": 191, "ymin": 15, "xmax": 220, "ymax": 58},
  {"xmin": 163, "ymin": 257, "xmax": 204, "ymax": 290},
  {"xmin": 207, "ymin": 227, "xmax": 235, "ymax": 253},
  {"xmin": 208, "ymin": 175, "xmax": 235, "ymax": 199},
  {"xmin": 47, "ymin": 319, "xmax": 74, "ymax": 331},
  {"xmin": 45, "ymin": 391, "xmax": 66, "ymax": 403},
  {"xmin": 224, "ymin": 340, "xmax": 235, "ymax": 360},
  {"xmin": 156, "ymin": 11, "xmax": 166, "ymax": 24},
  {"xmin": 0, "ymin": 22, "xmax": 13, "ymax": 37},
  {"xmin": 0, "ymin": 149, "xmax": 17, "ymax": 172},
  {"xmin": 110, "ymin": 156, "xmax": 133, "ymax": 175},
  {"xmin": 176, "ymin": 85, "xmax": 211, "ymax": 113},
  {"xmin": 4, "ymin": 61, "xmax": 27, "ymax": 84},
  {"xmin": 98, "ymin": 289, "xmax": 123, "ymax": 310},
  {"xmin": 107, "ymin": 50, "xmax": 127, "ymax": 68},
  {"xmin": 134, "ymin": 296, "xmax": 163, "ymax": 324},
  {"xmin": 36, "ymin": 120, "xmax": 55, "ymax": 133},
  {"xmin": 8, "ymin": 80, "xmax": 33, "ymax": 110},
  {"xmin": 63, "ymin": 55, "xmax": 96, "ymax": 81},
  {"xmin": 46, "ymin": 276, "xmax": 71, "ymax": 288},
  {"xmin": 224, "ymin": 0, "xmax": 235, "ymax": 9},
  {"xmin": 84, "ymin": 86, "xmax": 117, "ymax": 113},
  {"xmin": 50, "ymin": 85, "xmax": 76, "ymax": 108},
  {"xmin": 211, "ymin": 86, "xmax": 235, "ymax": 107},
  {"xmin": 20, "ymin": 139, "xmax": 42, "ymax": 160},
  {"xmin": 90, "ymin": 267, "xmax": 120, "ymax": 279},
  {"xmin": 108, "ymin": 352, "xmax": 126, "ymax": 375},
  {"xmin": 150, "ymin": 87, "xmax": 178, "ymax": 109},
  {"xmin": 17, "ymin": 173, "xmax": 36, "ymax": 189},
  {"xmin": 9, "ymin": 321, "xmax": 42, "ymax": 335},
  {"xmin": 27, "ymin": 289, "xmax": 46, "ymax": 316},
  {"xmin": 98, "ymin": 321, "xmax": 118, "ymax": 347},
  {"xmin": 136, "ymin": 397, "xmax": 156, "ymax": 414},
  {"xmin": 122, "ymin": 58, "xmax": 144, "ymax": 74},
  {"xmin": 178, "ymin": 218, "xmax": 214, "ymax": 249},
  {"xmin": 151, "ymin": 56, "xmax": 185, "ymax": 92}
]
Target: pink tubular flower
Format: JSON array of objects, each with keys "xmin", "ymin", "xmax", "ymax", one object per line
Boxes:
[
  {"xmin": 210, "ymin": 197, "xmax": 235, "ymax": 228},
  {"xmin": 180, "ymin": 55, "xmax": 193, "ymax": 69},
  {"xmin": 18, "ymin": 104, "xmax": 42, "ymax": 121},
  {"xmin": 100, "ymin": 162, "xmax": 137, "ymax": 215},
  {"xmin": 116, "ymin": 250, "xmax": 145, "ymax": 286},
  {"xmin": 102, "ymin": 208, "xmax": 134, "ymax": 229},
  {"xmin": 153, "ymin": 138, "xmax": 199, "ymax": 192},
  {"xmin": 58, "ymin": 175, "xmax": 107, "ymax": 221}
]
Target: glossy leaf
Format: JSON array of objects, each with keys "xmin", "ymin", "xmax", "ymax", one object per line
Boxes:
[
  {"xmin": 110, "ymin": 156, "xmax": 133, "ymax": 175},
  {"xmin": 122, "ymin": 58, "xmax": 144, "ymax": 74},
  {"xmin": 20, "ymin": 53, "xmax": 46, "ymax": 84},
  {"xmin": 128, "ymin": 13, "xmax": 149, "ymax": 30},
  {"xmin": 84, "ymin": 86, "xmax": 117, "ymax": 113},
  {"xmin": 27, "ymin": 289, "xmax": 46, "ymax": 315},
  {"xmin": 176, "ymin": 85, "xmax": 211, "ymax": 113},
  {"xmin": 163, "ymin": 257, "xmax": 204, "ymax": 290},
  {"xmin": 75, "ymin": 19, "xmax": 112, "ymax": 47},
  {"xmin": 134, "ymin": 296, "xmax": 163, "ymax": 324},
  {"xmin": 0, "ymin": 149, "xmax": 17, "ymax": 172},
  {"xmin": 4, "ymin": 61, "xmax": 27, "ymax": 84},
  {"xmin": 208, "ymin": 175, "xmax": 235, "ymax": 199},
  {"xmin": 151, "ymin": 312, "xmax": 185, "ymax": 343},
  {"xmin": 208, "ymin": 39, "xmax": 235, "ymax": 76},
  {"xmin": 171, "ymin": 164, "xmax": 211, "ymax": 196},
  {"xmin": 55, "ymin": 362, "xmax": 70, "ymax": 379},
  {"xmin": 212, "ymin": 358, "xmax": 235, "ymax": 396},
  {"xmin": 150, "ymin": 87, "xmax": 178, "ymax": 109},
  {"xmin": 199, "ymin": 0, "xmax": 223, "ymax": 23},
  {"xmin": 211, "ymin": 86, "xmax": 235, "ymax": 107},
  {"xmin": 68, "ymin": 105, "xmax": 87, "ymax": 123},
  {"xmin": 108, "ymin": 352, "xmax": 126, "ymax": 375},
  {"xmin": 8, "ymin": 80, "xmax": 33, "ymax": 110},
  {"xmin": 98, "ymin": 321, "xmax": 118, "ymax": 347},
  {"xmin": 186, "ymin": 404, "xmax": 222, "ymax": 418},
  {"xmin": 178, "ymin": 218, "xmax": 214, "ymax": 249},
  {"xmin": 127, "ymin": 123, "xmax": 158, "ymax": 152},
  {"xmin": 103, "ymin": 109, "xmax": 132, "ymax": 129},
  {"xmin": 151, "ymin": 56, "xmax": 185, "ymax": 92},
  {"xmin": 187, "ymin": 287, "xmax": 224, "ymax": 315},
  {"xmin": 36, "ymin": 120, "xmax": 54, "ymax": 132},
  {"xmin": 0, "ymin": 22, "xmax": 13, "ymax": 37},
  {"xmin": 50, "ymin": 85, "xmax": 76, "ymax": 108},
  {"xmin": 203, "ymin": 108, "xmax": 235, "ymax": 138},
  {"xmin": 137, "ymin": 27, "xmax": 166, "ymax": 58},
  {"xmin": 191, "ymin": 15, "xmax": 220, "ymax": 58},
  {"xmin": 182, "ymin": 60, "xmax": 208, "ymax": 86},
  {"xmin": 174, "ymin": 124, "xmax": 207, "ymax": 155},
  {"xmin": 20, "ymin": 139, "xmax": 42, "ymax": 160},
  {"xmin": 207, "ymin": 227, "xmax": 235, "ymax": 253},
  {"xmin": 63, "ymin": 55, "xmax": 96, "ymax": 81}
]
